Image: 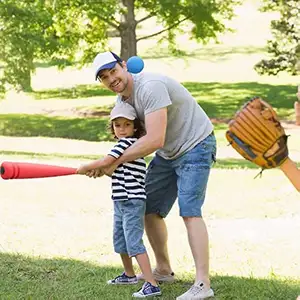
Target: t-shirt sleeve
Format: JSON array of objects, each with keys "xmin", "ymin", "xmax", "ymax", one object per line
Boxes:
[
  {"xmin": 108, "ymin": 138, "xmax": 133, "ymax": 159},
  {"xmin": 139, "ymin": 81, "xmax": 172, "ymax": 115}
]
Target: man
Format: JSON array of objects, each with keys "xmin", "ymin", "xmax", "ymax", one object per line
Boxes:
[{"xmin": 92, "ymin": 51, "xmax": 216, "ymax": 300}]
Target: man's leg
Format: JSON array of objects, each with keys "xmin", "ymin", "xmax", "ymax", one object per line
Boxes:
[
  {"xmin": 144, "ymin": 213, "xmax": 172, "ymax": 274},
  {"xmin": 175, "ymin": 133, "xmax": 216, "ymax": 299},
  {"xmin": 142, "ymin": 155, "xmax": 178, "ymax": 280},
  {"xmin": 183, "ymin": 217, "xmax": 210, "ymax": 286}
]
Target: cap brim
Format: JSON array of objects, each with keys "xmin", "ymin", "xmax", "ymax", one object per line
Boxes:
[
  {"xmin": 95, "ymin": 61, "xmax": 117, "ymax": 80},
  {"xmin": 110, "ymin": 114, "xmax": 136, "ymax": 121}
]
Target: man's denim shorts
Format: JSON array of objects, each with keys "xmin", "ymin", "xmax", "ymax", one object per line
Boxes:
[
  {"xmin": 113, "ymin": 199, "xmax": 146, "ymax": 257},
  {"xmin": 145, "ymin": 132, "xmax": 216, "ymax": 217}
]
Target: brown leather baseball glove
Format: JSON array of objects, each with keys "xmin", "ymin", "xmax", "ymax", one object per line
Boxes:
[{"xmin": 226, "ymin": 97, "xmax": 289, "ymax": 169}]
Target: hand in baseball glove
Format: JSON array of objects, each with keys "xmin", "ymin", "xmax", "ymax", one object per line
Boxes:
[{"xmin": 226, "ymin": 97, "xmax": 289, "ymax": 169}]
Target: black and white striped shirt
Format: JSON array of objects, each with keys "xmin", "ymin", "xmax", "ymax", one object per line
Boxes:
[{"xmin": 109, "ymin": 138, "xmax": 146, "ymax": 201}]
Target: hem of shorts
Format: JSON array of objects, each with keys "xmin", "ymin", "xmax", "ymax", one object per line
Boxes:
[
  {"xmin": 180, "ymin": 213, "xmax": 202, "ymax": 217},
  {"xmin": 128, "ymin": 250, "xmax": 147, "ymax": 258}
]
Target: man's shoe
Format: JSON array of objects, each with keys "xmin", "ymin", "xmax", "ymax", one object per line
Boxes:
[
  {"xmin": 107, "ymin": 272, "xmax": 138, "ymax": 285},
  {"xmin": 176, "ymin": 281, "xmax": 214, "ymax": 300},
  {"xmin": 132, "ymin": 282, "xmax": 162, "ymax": 298},
  {"xmin": 137, "ymin": 268, "xmax": 175, "ymax": 283}
]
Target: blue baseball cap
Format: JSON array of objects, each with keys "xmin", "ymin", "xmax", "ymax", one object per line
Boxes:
[{"xmin": 93, "ymin": 51, "xmax": 122, "ymax": 80}]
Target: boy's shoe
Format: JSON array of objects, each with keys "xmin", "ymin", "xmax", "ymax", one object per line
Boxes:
[
  {"xmin": 107, "ymin": 272, "xmax": 138, "ymax": 285},
  {"xmin": 176, "ymin": 281, "xmax": 214, "ymax": 300},
  {"xmin": 132, "ymin": 282, "xmax": 162, "ymax": 298},
  {"xmin": 137, "ymin": 268, "xmax": 175, "ymax": 283}
]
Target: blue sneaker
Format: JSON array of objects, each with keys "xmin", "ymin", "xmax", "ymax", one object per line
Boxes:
[
  {"xmin": 132, "ymin": 282, "xmax": 162, "ymax": 298},
  {"xmin": 107, "ymin": 272, "xmax": 138, "ymax": 285}
]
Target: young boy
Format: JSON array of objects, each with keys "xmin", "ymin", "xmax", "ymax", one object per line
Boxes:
[{"xmin": 77, "ymin": 102, "xmax": 161, "ymax": 298}]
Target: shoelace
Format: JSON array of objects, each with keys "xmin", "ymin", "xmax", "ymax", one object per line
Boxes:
[{"xmin": 188, "ymin": 283, "xmax": 205, "ymax": 296}]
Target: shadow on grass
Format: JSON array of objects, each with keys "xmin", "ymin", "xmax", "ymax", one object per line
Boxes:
[
  {"xmin": 30, "ymin": 84, "xmax": 115, "ymax": 100},
  {"xmin": 27, "ymin": 82, "xmax": 297, "ymax": 120},
  {"xmin": 182, "ymin": 81, "xmax": 297, "ymax": 120},
  {"xmin": 0, "ymin": 114, "xmax": 113, "ymax": 142},
  {"xmin": 0, "ymin": 252, "xmax": 299, "ymax": 300}
]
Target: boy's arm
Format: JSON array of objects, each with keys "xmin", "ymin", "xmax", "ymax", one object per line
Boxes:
[{"xmin": 77, "ymin": 155, "xmax": 117, "ymax": 175}]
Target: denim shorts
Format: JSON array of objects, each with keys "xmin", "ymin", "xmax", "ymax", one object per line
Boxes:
[
  {"xmin": 145, "ymin": 132, "xmax": 216, "ymax": 217},
  {"xmin": 113, "ymin": 199, "xmax": 146, "ymax": 257}
]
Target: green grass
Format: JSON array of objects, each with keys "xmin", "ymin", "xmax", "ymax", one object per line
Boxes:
[
  {"xmin": 26, "ymin": 82, "xmax": 297, "ymax": 120},
  {"xmin": 0, "ymin": 253, "xmax": 299, "ymax": 300},
  {"xmin": 29, "ymin": 84, "xmax": 115, "ymax": 100},
  {"xmin": 0, "ymin": 82, "xmax": 297, "ymax": 142},
  {"xmin": 0, "ymin": 114, "xmax": 112, "ymax": 141}
]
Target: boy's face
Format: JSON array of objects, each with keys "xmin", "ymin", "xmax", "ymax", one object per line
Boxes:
[
  {"xmin": 98, "ymin": 62, "xmax": 128, "ymax": 94},
  {"xmin": 112, "ymin": 117, "xmax": 135, "ymax": 139}
]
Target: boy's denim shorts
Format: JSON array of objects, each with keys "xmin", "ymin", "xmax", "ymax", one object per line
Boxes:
[
  {"xmin": 113, "ymin": 199, "xmax": 146, "ymax": 257},
  {"xmin": 145, "ymin": 132, "xmax": 216, "ymax": 218}
]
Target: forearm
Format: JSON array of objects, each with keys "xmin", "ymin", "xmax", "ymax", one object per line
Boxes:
[
  {"xmin": 116, "ymin": 135, "xmax": 162, "ymax": 164},
  {"xmin": 280, "ymin": 157, "xmax": 300, "ymax": 192},
  {"xmin": 85, "ymin": 155, "xmax": 116, "ymax": 171}
]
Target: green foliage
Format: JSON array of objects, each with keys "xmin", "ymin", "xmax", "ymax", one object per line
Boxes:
[
  {"xmin": 0, "ymin": 0, "xmax": 239, "ymax": 93},
  {"xmin": 255, "ymin": 0, "xmax": 300, "ymax": 75},
  {"xmin": 0, "ymin": 0, "xmax": 60, "ymax": 92}
]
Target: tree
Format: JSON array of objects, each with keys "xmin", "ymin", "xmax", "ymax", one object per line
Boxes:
[
  {"xmin": 53, "ymin": 0, "xmax": 239, "ymax": 62},
  {"xmin": 0, "ymin": 0, "xmax": 239, "ymax": 93},
  {"xmin": 255, "ymin": 0, "xmax": 300, "ymax": 75},
  {"xmin": 0, "ymin": 0, "xmax": 60, "ymax": 92}
]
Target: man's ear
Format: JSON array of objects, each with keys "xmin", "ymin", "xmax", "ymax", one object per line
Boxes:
[{"xmin": 122, "ymin": 61, "xmax": 127, "ymax": 71}]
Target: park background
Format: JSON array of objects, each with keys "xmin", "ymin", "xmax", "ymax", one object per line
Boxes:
[{"xmin": 0, "ymin": 0, "xmax": 300, "ymax": 299}]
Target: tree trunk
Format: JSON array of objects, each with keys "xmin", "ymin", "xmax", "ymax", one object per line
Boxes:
[
  {"xmin": 119, "ymin": 0, "xmax": 137, "ymax": 60},
  {"xmin": 19, "ymin": 68, "xmax": 33, "ymax": 92}
]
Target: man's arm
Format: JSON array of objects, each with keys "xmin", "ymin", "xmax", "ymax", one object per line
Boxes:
[
  {"xmin": 114, "ymin": 108, "xmax": 167, "ymax": 165},
  {"xmin": 280, "ymin": 157, "xmax": 300, "ymax": 192}
]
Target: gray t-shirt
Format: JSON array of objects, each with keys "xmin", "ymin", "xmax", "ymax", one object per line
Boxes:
[{"xmin": 116, "ymin": 72, "xmax": 213, "ymax": 160}]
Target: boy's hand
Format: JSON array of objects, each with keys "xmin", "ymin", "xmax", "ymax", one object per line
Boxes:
[
  {"xmin": 86, "ymin": 168, "xmax": 104, "ymax": 178},
  {"xmin": 77, "ymin": 164, "xmax": 90, "ymax": 175}
]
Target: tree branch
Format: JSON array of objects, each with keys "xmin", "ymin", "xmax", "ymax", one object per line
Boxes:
[
  {"xmin": 136, "ymin": 13, "xmax": 155, "ymax": 24},
  {"xmin": 100, "ymin": 17, "xmax": 119, "ymax": 29},
  {"xmin": 136, "ymin": 15, "xmax": 191, "ymax": 42}
]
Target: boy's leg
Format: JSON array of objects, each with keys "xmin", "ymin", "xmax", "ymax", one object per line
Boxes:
[
  {"xmin": 120, "ymin": 253, "xmax": 135, "ymax": 277},
  {"xmin": 144, "ymin": 155, "xmax": 178, "ymax": 275},
  {"xmin": 108, "ymin": 202, "xmax": 138, "ymax": 285}
]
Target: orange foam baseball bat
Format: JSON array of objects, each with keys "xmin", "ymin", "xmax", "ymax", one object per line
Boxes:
[{"xmin": 0, "ymin": 161, "xmax": 77, "ymax": 180}]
